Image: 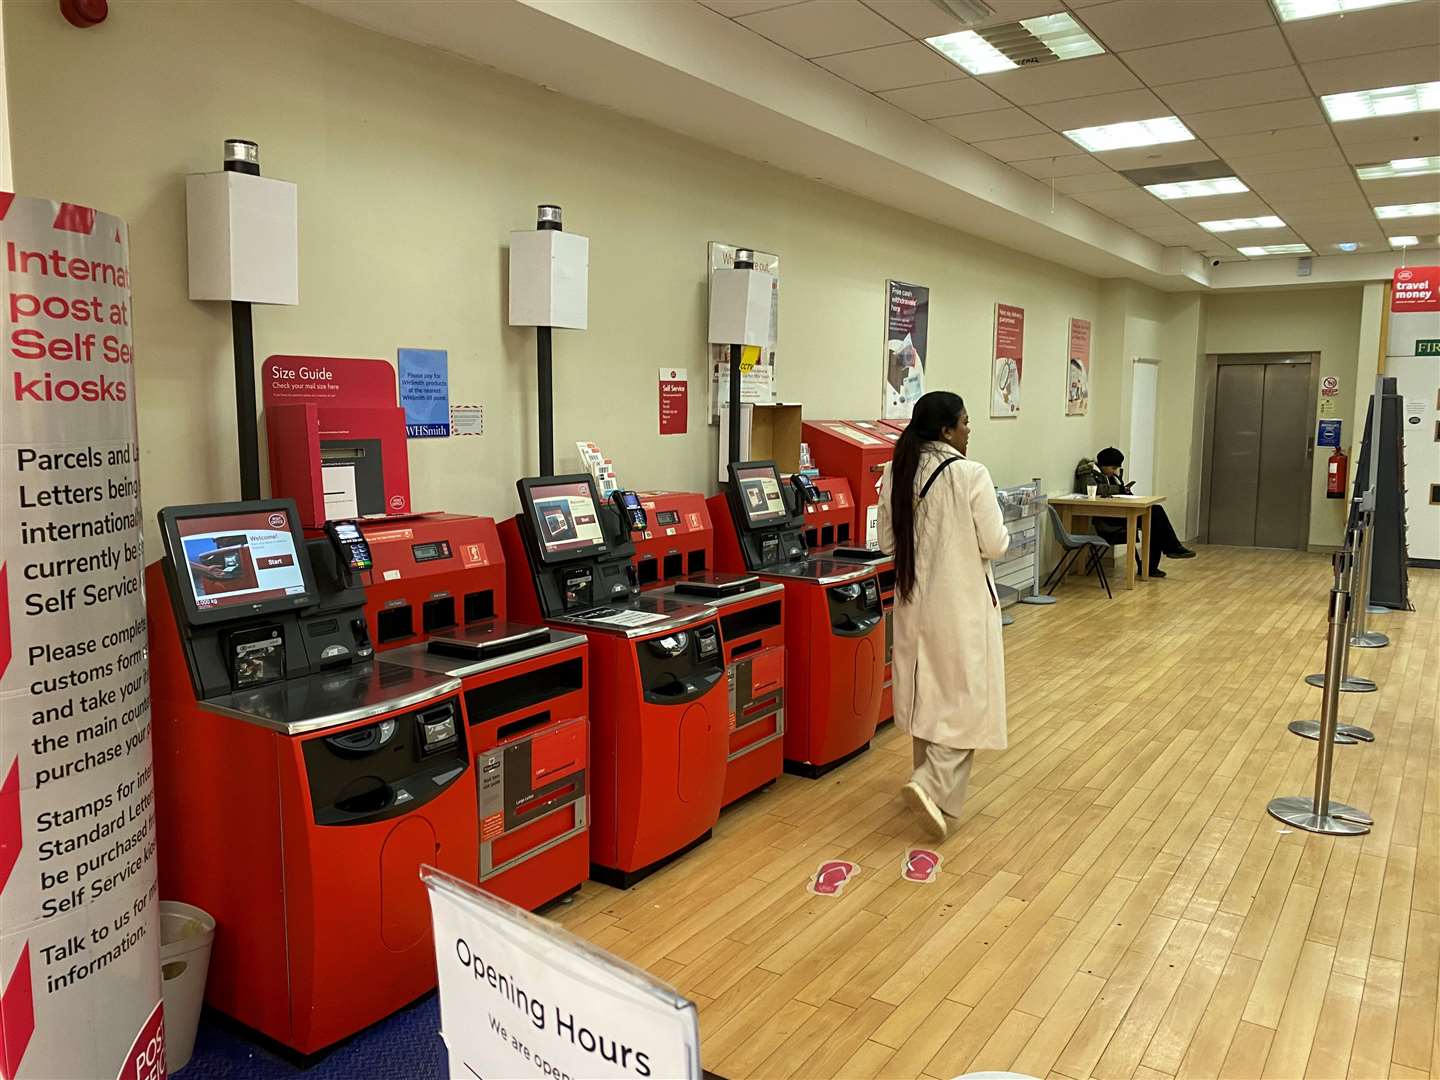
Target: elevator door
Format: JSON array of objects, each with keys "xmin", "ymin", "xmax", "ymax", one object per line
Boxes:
[{"xmin": 1207, "ymin": 359, "xmax": 1314, "ymax": 549}]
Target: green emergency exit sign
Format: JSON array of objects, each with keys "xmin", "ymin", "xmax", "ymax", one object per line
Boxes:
[{"xmin": 1417, "ymin": 339, "xmax": 1440, "ymax": 355}]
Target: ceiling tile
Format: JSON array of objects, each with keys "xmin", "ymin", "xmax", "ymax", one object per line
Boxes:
[
  {"xmin": 1226, "ymin": 145, "xmax": 1347, "ymax": 174},
  {"xmin": 1297, "ymin": 229, "xmax": 1389, "ymax": 248},
  {"xmin": 1361, "ymin": 175, "xmax": 1440, "ymax": 202},
  {"xmin": 1075, "ymin": 0, "xmax": 1275, "ymax": 52},
  {"xmin": 932, "ymin": 108, "xmax": 1050, "ymax": 142},
  {"xmin": 812, "ymin": 41, "xmax": 965, "ymax": 91},
  {"xmin": 1122, "ymin": 27, "xmax": 1292, "ymax": 86},
  {"xmin": 1167, "ymin": 192, "xmax": 1278, "ymax": 220},
  {"xmin": 1341, "ymin": 133, "xmax": 1440, "ymax": 163},
  {"xmin": 1206, "ymin": 126, "xmax": 1338, "ymax": 157},
  {"xmin": 858, "ymin": 0, "xmax": 962, "ymax": 37},
  {"xmin": 735, "ymin": 0, "xmax": 908, "ymax": 57},
  {"xmin": 1302, "ymin": 46, "xmax": 1440, "ymax": 95},
  {"xmin": 878, "ymin": 78, "xmax": 1009, "ymax": 119},
  {"xmin": 1025, "ymin": 88, "xmax": 1169, "ymax": 131},
  {"xmin": 701, "ymin": 0, "xmax": 808, "ymax": 15},
  {"xmin": 1282, "ymin": 1, "xmax": 1440, "ymax": 62},
  {"xmin": 1331, "ymin": 113, "xmax": 1440, "ymax": 148},
  {"xmin": 1209, "ymin": 226, "xmax": 1305, "ymax": 244},
  {"xmin": 1012, "ymin": 154, "xmax": 1114, "ymax": 178},
  {"xmin": 1183, "ymin": 98, "xmax": 1325, "ymax": 137},
  {"xmin": 973, "ymin": 131, "xmax": 1079, "ymax": 162},
  {"xmin": 978, "ymin": 54, "xmax": 1142, "ymax": 105},
  {"xmin": 1092, "ymin": 140, "xmax": 1218, "ymax": 171},
  {"xmin": 1380, "ymin": 213, "xmax": 1440, "ymax": 233},
  {"xmin": 1073, "ymin": 187, "xmax": 1169, "ymax": 213},
  {"xmin": 1053, "ymin": 171, "xmax": 1135, "ymax": 194},
  {"xmin": 1154, "ymin": 66, "xmax": 1311, "ymax": 113},
  {"xmin": 1243, "ymin": 165, "xmax": 1362, "ymax": 192}
]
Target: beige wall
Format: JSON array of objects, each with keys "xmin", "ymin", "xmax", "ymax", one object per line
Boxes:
[
  {"xmin": 6, "ymin": 0, "xmax": 1136, "ymax": 552},
  {"xmin": 1203, "ymin": 287, "xmax": 1368, "ymax": 547}
]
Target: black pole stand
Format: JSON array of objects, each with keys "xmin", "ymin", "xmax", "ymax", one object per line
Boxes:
[
  {"xmin": 538, "ymin": 325, "xmax": 554, "ymax": 477},
  {"xmin": 727, "ymin": 342, "xmax": 742, "ymax": 467},
  {"xmin": 224, "ymin": 138, "xmax": 263, "ymax": 500}
]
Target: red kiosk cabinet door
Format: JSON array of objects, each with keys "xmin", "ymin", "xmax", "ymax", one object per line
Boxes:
[{"xmin": 380, "ymin": 816, "xmax": 439, "ymax": 951}]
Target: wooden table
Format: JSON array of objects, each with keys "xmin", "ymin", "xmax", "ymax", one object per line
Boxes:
[{"xmin": 1049, "ymin": 494, "xmax": 1167, "ymax": 591}]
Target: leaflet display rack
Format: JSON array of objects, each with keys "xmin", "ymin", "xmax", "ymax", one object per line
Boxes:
[
  {"xmin": 994, "ymin": 479, "xmax": 1045, "ymax": 607},
  {"xmin": 1350, "ymin": 378, "xmax": 1411, "ymax": 610}
]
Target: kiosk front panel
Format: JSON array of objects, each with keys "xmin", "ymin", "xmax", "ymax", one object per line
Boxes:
[
  {"xmin": 710, "ymin": 462, "xmax": 884, "ymax": 777},
  {"xmin": 389, "ymin": 623, "xmax": 590, "ymax": 910},
  {"xmin": 501, "ymin": 475, "xmax": 730, "ymax": 886},
  {"xmin": 146, "ymin": 499, "xmax": 476, "ymax": 1054}
]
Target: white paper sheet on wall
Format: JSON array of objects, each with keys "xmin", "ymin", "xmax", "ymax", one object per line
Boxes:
[{"xmin": 322, "ymin": 464, "xmax": 359, "ymax": 520}]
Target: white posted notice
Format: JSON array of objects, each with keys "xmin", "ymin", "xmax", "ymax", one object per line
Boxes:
[{"xmin": 424, "ymin": 867, "xmax": 701, "ymax": 1080}]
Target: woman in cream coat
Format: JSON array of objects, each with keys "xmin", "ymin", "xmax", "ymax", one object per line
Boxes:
[{"xmin": 878, "ymin": 391, "xmax": 1010, "ymax": 840}]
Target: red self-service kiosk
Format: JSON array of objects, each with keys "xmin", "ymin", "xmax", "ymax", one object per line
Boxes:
[
  {"xmin": 802, "ymin": 420, "xmax": 898, "ymax": 548},
  {"xmin": 629, "ymin": 492, "xmax": 788, "ymax": 805},
  {"xmin": 710, "ymin": 462, "xmax": 885, "ymax": 777},
  {"xmin": 349, "ymin": 512, "xmax": 591, "ymax": 911},
  {"xmin": 147, "ymin": 499, "xmax": 475, "ymax": 1055},
  {"xmin": 501, "ymin": 476, "xmax": 730, "ymax": 887}
]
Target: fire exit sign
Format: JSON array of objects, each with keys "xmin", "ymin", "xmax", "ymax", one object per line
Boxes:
[{"xmin": 1416, "ymin": 339, "xmax": 1440, "ymax": 355}]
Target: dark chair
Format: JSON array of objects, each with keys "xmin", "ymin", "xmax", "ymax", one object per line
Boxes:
[{"xmin": 1043, "ymin": 504, "xmax": 1113, "ymax": 599}]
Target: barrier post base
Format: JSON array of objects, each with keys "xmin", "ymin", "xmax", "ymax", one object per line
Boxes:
[
  {"xmin": 1268, "ymin": 796, "xmax": 1372, "ymax": 835},
  {"xmin": 1304, "ymin": 673, "xmax": 1378, "ymax": 693},
  {"xmin": 1350, "ymin": 631, "xmax": 1389, "ymax": 648},
  {"xmin": 1288, "ymin": 719, "xmax": 1375, "ymax": 744}
]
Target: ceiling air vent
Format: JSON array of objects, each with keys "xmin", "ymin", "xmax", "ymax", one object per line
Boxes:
[{"xmin": 932, "ymin": 0, "xmax": 996, "ymax": 25}]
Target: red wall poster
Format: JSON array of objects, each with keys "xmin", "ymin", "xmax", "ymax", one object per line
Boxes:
[
  {"xmin": 1066, "ymin": 317, "xmax": 1091, "ymax": 417},
  {"xmin": 659, "ymin": 367, "xmax": 688, "ymax": 435},
  {"xmin": 991, "ymin": 303, "xmax": 1024, "ymax": 418}
]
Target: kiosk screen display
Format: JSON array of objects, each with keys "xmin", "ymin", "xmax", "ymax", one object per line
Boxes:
[
  {"xmin": 528, "ymin": 481, "xmax": 609, "ymax": 561},
  {"xmin": 164, "ymin": 503, "xmax": 316, "ymax": 622},
  {"xmin": 734, "ymin": 465, "xmax": 788, "ymax": 527}
]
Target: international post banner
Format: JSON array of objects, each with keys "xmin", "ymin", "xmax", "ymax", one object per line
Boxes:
[
  {"xmin": 0, "ymin": 194, "xmax": 164, "ymax": 1079},
  {"xmin": 425, "ymin": 867, "xmax": 700, "ymax": 1080}
]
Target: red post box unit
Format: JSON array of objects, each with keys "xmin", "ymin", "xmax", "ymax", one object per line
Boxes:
[{"xmin": 801, "ymin": 420, "xmax": 898, "ymax": 548}]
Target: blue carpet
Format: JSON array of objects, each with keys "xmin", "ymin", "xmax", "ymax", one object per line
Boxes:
[{"xmin": 177, "ymin": 995, "xmax": 445, "ymax": 1078}]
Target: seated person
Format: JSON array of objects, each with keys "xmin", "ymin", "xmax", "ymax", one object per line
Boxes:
[{"xmin": 1073, "ymin": 447, "xmax": 1195, "ymax": 578}]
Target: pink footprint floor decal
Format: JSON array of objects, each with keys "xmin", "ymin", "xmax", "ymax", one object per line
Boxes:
[
  {"xmin": 903, "ymin": 848, "xmax": 942, "ymax": 883},
  {"xmin": 807, "ymin": 860, "xmax": 860, "ymax": 896}
]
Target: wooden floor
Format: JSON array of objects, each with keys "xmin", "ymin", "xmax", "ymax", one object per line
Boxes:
[{"xmin": 550, "ymin": 547, "xmax": 1440, "ymax": 1080}]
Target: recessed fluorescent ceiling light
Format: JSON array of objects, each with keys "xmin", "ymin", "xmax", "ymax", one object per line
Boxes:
[
  {"xmin": 926, "ymin": 30, "xmax": 1016, "ymax": 73},
  {"xmin": 1274, "ymin": 0, "xmax": 1419, "ymax": 21},
  {"xmin": 1145, "ymin": 176, "xmax": 1248, "ymax": 199},
  {"xmin": 1376, "ymin": 202, "xmax": 1440, "ymax": 218},
  {"xmin": 1356, "ymin": 156, "xmax": 1440, "ymax": 179},
  {"xmin": 1336, "ymin": 242, "xmax": 1360, "ymax": 251},
  {"xmin": 1017, "ymin": 13, "xmax": 1105, "ymax": 61},
  {"xmin": 1238, "ymin": 244, "xmax": 1312, "ymax": 256},
  {"xmin": 1389, "ymin": 235, "xmax": 1420, "ymax": 246},
  {"xmin": 926, "ymin": 12, "xmax": 1103, "ymax": 75},
  {"xmin": 1200, "ymin": 215, "xmax": 1286, "ymax": 232},
  {"xmin": 1322, "ymin": 81, "xmax": 1440, "ymax": 122},
  {"xmin": 1064, "ymin": 116, "xmax": 1193, "ymax": 152}
]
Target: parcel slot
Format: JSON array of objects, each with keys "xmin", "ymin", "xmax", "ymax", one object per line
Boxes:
[{"xmin": 464, "ymin": 657, "xmax": 585, "ymax": 725}]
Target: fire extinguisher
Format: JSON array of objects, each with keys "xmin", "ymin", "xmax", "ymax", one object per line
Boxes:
[{"xmin": 1327, "ymin": 448, "xmax": 1348, "ymax": 499}]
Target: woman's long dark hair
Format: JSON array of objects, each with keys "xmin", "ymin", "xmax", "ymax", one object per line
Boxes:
[{"xmin": 891, "ymin": 391, "xmax": 966, "ymax": 602}]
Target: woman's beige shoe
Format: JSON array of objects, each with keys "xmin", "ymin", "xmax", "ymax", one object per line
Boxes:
[{"xmin": 902, "ymin": 781, "xmax": 947, "ymax": 841}]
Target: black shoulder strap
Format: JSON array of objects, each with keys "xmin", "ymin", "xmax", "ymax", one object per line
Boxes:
[{"xmin": 918, "ymin": 456, "xmax": 963, "ymax": 499}]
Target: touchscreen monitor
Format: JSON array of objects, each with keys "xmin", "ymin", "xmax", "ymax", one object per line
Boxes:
[
  {"xmin": 732, "ymin": 464, "xmax": 789, "ymax": 527},
  {"xmin": 524, "ymin": 478, "xmax": 610, "ymax": 563},
  {"xmin": 160, "ymin": 500, "xmax": 317, "ymax": 624}
]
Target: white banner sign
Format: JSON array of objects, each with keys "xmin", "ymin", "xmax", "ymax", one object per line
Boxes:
[
  {"xmin": 0, "ymin": 193, "xmax": 164, "ymax": 1079},
  {"xmin": 424, "ymin": 867, "xmax": 700, "ymax": 1080}
]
